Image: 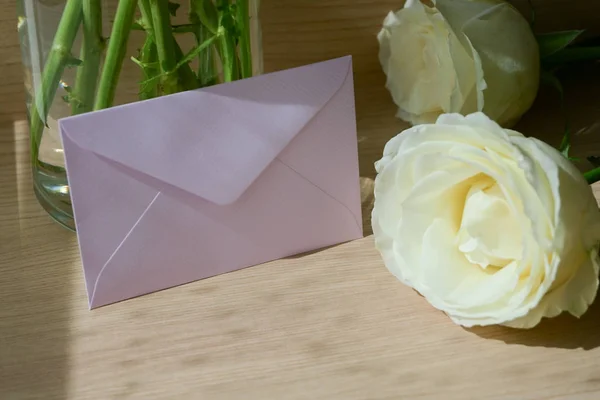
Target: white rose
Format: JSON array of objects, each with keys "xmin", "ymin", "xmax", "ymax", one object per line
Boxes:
[
  {"xmin": 371, "ymin": 112, "xmax": 600, "ymax": 328},
  {"xmin": 377, "ymin": 0, "xmax": 539, "ymax": 128}
]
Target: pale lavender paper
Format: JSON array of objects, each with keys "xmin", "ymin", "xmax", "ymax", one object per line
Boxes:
[{"xmin": 60, "ymin": 56, "xmax": 363, "ymax": 309}]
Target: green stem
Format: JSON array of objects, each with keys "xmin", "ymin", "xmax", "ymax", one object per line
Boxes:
[
  {"xmin": 72, "ymin": 0, "xmax": 103, "ymax": 115},
  {"xmin": 137, "ymin": 0, "xmax": 159, "ymax": 99},
  {"xmin": 171, "ymin": 23, "xmax": 202, "ymax": 34},
  {"xmin": 139, "ymin": 0, "xmax": 154, "ymax": 33},
  {"xmin": 150, "ymin": 0, "xmax": 180, "ymax": 94},
  {"xmin": 236, "ymin": 0, "xmax": 252, "ymax": 78},
  {"xmin": 175, "ymin": 34, "xmax": 220, "ymax": 70},
  {"xmin": 217, "ymin": 27, "xmax": 239, "ymax": 82},
  {"xmin": 136, "ymin": 36, "xmax": 159, "ymax": 100},
  {"xmin": 584, "ymin": 167, "xmax": 600, "ymax": 185},
  {"xmin": 173, "ymin": 40, "xmax": 199, "ymax": 90},
  {"xmin": 191, "ymin": 0, "xmax": 218, "ymax": 35},
  {"xmin": 93, "ymin": 0, "xmax": 138, "ymax": 110},
  {"xmin": 189, "ymin": 2, "xmax": 216, "ymax": 86},
  {"xmin": 199, "ymin": 24, "xmax": 216, "ymax": 86},
  {"xmin": 29, "ymin": 0, "xmax": 82, "ymax": 164},
  {"xmin": 215, "ymin": 0, "xmax": 239, "ymax": 82}
]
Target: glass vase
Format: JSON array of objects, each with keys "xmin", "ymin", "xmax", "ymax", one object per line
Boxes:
[{"xmin": 17, "ymin": 0, "xmax": 263, "ymax": 230}]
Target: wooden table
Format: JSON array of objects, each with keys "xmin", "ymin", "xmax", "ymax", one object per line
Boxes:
[{"xmin": 2, "ymin": 1, "xmax": 600, "ymax": 399}]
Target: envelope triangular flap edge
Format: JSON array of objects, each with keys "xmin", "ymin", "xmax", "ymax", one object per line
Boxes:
[{"xmin": 59, "ymin": 56, "xmax": 353, "ymax": 205}]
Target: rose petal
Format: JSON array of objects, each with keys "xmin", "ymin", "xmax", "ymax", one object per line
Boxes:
[
  {"xmin": 418, "ymin": 218, "xmax": 520, "ymax": 309},
  {"xmin": 371, "ymin": 112, "xmax": 600, "ymax": 329}
]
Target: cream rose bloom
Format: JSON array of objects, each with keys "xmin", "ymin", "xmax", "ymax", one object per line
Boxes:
[
  {"xmin": 371, "ymin": 112, "xmax": 600, "ymax": 328},
  {"xmin": 377, "ymin": 0, "xmax": 539, "ymax": 127}
]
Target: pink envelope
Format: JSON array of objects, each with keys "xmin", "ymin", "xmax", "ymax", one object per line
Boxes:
[{"xmin": 60, "ymin": 56, "xmax": 363, "ymax": 309}]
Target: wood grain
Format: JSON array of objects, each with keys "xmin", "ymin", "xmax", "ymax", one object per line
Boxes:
[{"xmin": 2, "ymin": 1, "xmax": 600, "ymax": 399}]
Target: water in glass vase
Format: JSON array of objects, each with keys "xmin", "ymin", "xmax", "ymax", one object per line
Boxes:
[{"xmin": 17, "ymin": 0, "xmax": 263, "ymax": 230}]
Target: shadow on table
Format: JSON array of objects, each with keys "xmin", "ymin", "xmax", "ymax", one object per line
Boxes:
[
  {"xmin": 283, "ymin": 237, "xmax": 367, "ymax": 260},
  {"xmin": 467, "ymin": 298, "xmax": 600, "ymax": 350},
  {"xmin": 0, "ymin": 120, "xmax": 75, "ymax": 399}
]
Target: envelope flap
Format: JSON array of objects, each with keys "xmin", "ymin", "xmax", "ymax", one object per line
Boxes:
[{"xmin": 59, "ymin": 57, "xmax": 352, "ymax": 205}]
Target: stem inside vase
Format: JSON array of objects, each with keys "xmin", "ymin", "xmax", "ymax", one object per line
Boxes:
[{"xmin": 23, "ymin": 0, "xmax": 262, "ymax": 230}]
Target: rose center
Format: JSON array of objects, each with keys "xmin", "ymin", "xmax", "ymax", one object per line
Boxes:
[{"xmin": 457, "ymin": 180, "xmax": 522, "ymax": 269}]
